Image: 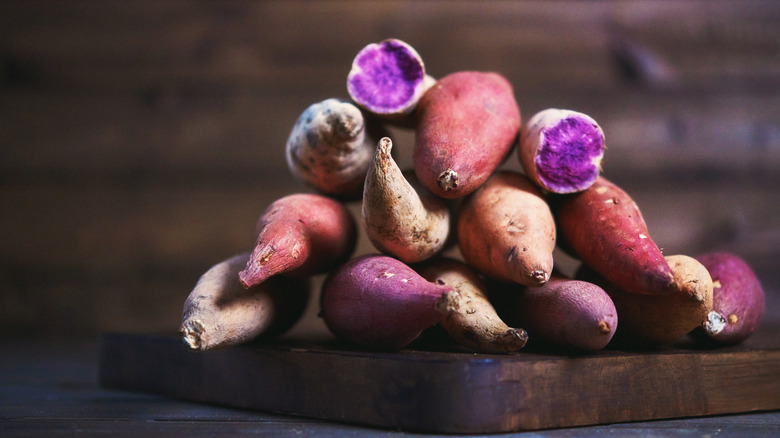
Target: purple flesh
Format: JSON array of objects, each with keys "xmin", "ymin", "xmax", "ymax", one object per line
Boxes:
[
  {"xmin": 536, "ymin": 117, "xmax": 603, "ymax": 193},
  {"xmin": 347, "ymin": 40, "xmax": 425, "ymax": 114}
]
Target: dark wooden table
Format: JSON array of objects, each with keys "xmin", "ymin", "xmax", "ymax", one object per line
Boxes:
[{"xmin": 2, "ymin": 333, "xmax": 779, "ymax": 437}]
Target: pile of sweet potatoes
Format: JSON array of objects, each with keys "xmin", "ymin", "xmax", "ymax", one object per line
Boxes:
[{"xmin": 179, "ymin": 38, "xmax": 765, "ymax": 354}]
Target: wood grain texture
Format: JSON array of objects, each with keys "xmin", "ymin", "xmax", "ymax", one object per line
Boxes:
[
  {"xmin": 98, "ymin": 332, "xmax": 780, "ymax": 433},
  {"xmin": 4, "ymin": 336, "xmax": 780, "ymax": 436}
]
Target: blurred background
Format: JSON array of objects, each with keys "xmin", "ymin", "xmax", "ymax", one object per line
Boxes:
[{"xmin": 1, "ymin": 1, "xmax": 778, "ymax": 340}]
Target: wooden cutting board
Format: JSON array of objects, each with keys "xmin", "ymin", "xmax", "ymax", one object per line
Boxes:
[{"xmin": 98, "ymin": 332, "xmax": 780, "ymax": 434}]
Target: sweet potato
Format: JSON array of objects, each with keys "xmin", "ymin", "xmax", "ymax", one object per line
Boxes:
[
  {"xmin": 518, "ymin": 108, "xmax": 605, "ymax": 194},
  {"xmin": 413, "ymin": 71, "xmax": 522, "ymax": 199},
  {"xmin": 239, "ymin": 193, "xmax": 357, "ymax": 289},
  {"xmin": 692, "ymin": 252, "xmax": 765, "ymax": 345},
  {"xmin": 580, "ymin": 254, "xmax": 714, "ymax": 346},
  {"xmin": 285, "ymin": 98, "xmax": 387, "ymax": 200},
  {"xmin": 457, "ymin": 171, "xmax": 556, "ymax": 286},
  {"xmin": 180, "ymin": 253, "xmax": 310, "ymax": 351},
  {"xmin": 416, "ymin": 257, "xmax": 528, "ymax": 353},
  {"xmin": 490, "ymin": 276, "xmax": 617, "ymax": 352},
  {"xmin": 319, "ymin": 254, "xmax": 459, "ymax": 350},
  {"xmin": 347, "ymin": 38, "xmax": 436, "ymax": 124},
  {"xmin": 362, "ymin": 137, "xmax": 450, "ymax": 263},
  {"xmin": 554, "ymin": 176, "xmax": 674, "ymax": 295}
]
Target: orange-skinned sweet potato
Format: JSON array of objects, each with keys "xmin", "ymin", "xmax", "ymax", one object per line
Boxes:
[{"xmin": 457, "ymin": 171, "xmax": 555, "ymax": 286}]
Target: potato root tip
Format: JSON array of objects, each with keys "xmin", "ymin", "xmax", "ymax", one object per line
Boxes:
[{"xmin": 437, "ymin": 169, "xmax": 459, "ymax": 191}]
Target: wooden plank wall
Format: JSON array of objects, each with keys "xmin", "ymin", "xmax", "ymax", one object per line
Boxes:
[{"xmin": 1, "ymin": 1, "xmax": 778, "ymax": 337}]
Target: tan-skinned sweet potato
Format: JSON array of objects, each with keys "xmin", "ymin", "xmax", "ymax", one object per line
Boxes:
[
  {"xmin": 285, "ymin": 98, "xmax": 388, "ymax": 201},
  {"xmin": 554, "ymin": 176, "xmax": 675, "ymax": 295},
  {"xmin": 413, "ymin": 71, "xmax": 521, "ymax": 199},
  {"xmin": 457, "ymin": 171, "xmax": 555, "ymax": 286},
  {"xmin": 180, "ymin": 253, "xmax": 310, "ymax": 351},
  {"xmin": 579, "ymin": 254, "xmax": 714, "ymax": 347},
  {"xmin": 239, "ymin": 193, "xmax": 357, "ymax": 289},
  {"xmin": 362, "ymin": 137, "xmax": 450, "ymax": 263},
  {"xmin": 416, "ymin": 257, "xmax": 528, "ymax": 353}
]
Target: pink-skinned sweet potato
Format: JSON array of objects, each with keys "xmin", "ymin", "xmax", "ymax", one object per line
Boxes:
[
  {"xmin": 490, "ymin": 275, "xmax": 617, "ymax": 353},
  {"xmin": 416, "ymin": 257, "xmax": 528, "ymax": 353},
  {"xmin": 180, "ymin": 253, "xmax": 310, "ymax": 351},
  {"xmin": 457, "ymin": 171, "xmax": 556, "ymax": 286},
  {"xmin": 239, "ymin": 193, "xmax": 357, "ymax": 289},
  {"xmin": 692, "ymin": 252, "xmax": 765, "ymax": 345},
  {"xmin": 320, "ymin": 254, "xmax": 459, "ymax": 350},
  {"xmin": 554, "ymin": 176, "xmax": 674, "ymax": 295},
  {"xmin": 413, "ymin": 71, "xmax": 522, "ymax": 199}
]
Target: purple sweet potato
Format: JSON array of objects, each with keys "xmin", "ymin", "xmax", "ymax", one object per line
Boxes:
[
  {"xmin": 180, "ymin": 253, "xmax": 310, "ymax": 351},
  {"xmin": 319, "ymin": 254, "xmax": 459, "ymax": 350},
  {"xmin": 692, "ymin": 252, "xmax": 765, "ymax": 345},
  {"xmin": 416, "ymin": 257, "xmax": 528, "ymax": 353},
  {"xmin": 490, "ymin": 276, "xmax": 617, "ymax": 352},
  {"xmin": 518, "ymin": 108, "xmax": 605, "ymax": 194},
  {"xmin": 346, "ymin": 38, "xmax": 435, "ymax": 123},
  {"xmin": 413, "ymin": 71, "xmax": 522, "ymax": 199},
  {"xmin": 457, "ymin": 171, "xmax": 556, "ymax": 286},
  {"xmin": 239, "ymin": 193, "xmax": 357, "ymax": 289},
  {"xmin": 555, "ymin": 176, "xmax": 674, "ymax": 295}
]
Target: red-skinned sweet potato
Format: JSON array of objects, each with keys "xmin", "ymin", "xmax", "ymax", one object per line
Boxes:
[
  {"xmin": 239, "ymin": 193, "xmax": 357, "ymax": 289},
  {"xmin": 554, "ymin": 176, "xmax": 674, "ymax": 295},
  {"xmin": 320, "ymin": 254, "xmax": 459, "ymax": 350},
  {"xmin": 413, "ymin": 71, "xmax": 522, "ymax": 199},
  {"xmin": 692, "ymin": 252, "xmax": 765, "ymax": 345},
  {"xmin": 457, "ymin": 171, "xmax": 555, "ymax": 286}
]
